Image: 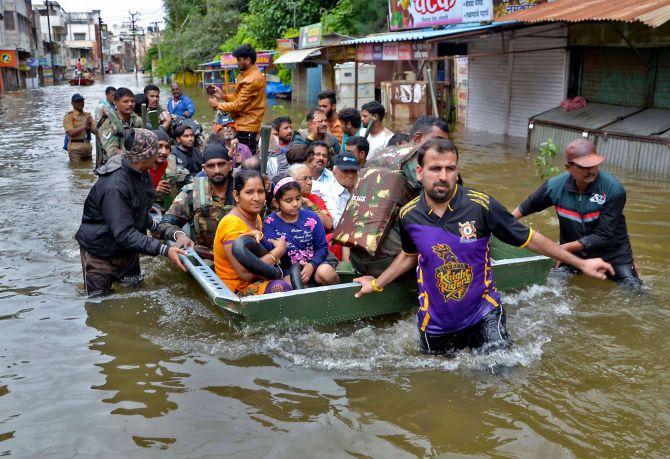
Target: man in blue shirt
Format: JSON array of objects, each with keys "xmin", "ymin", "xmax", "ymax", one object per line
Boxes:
[{"xmin": 167, "ymin": 83, "xmax": 195, "ymax": 118}]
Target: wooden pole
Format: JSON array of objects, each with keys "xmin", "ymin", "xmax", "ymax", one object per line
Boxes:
[{"xmin": 354, "ymin": 59, "xmax": 359, "ymax": 110}]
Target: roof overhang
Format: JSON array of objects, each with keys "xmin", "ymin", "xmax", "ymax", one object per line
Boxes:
[
  {"xmin": 274, "ymin": 47, "xmax": 323, "ymax": 65},
  {"xmin": 496, "ymin": 0, "xmax": 670, "ymax": 28}
]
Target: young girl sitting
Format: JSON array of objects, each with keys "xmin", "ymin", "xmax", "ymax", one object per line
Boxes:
[{"xmin": 264, "ymin": 177, "xmax": 340, "ymax": 287}]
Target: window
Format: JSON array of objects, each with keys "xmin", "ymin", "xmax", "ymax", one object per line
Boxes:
[
  {"xmin": 4, "ymin": 11, "xmax": 15, "ymax": 30},
  {"xmin": 74, "ymin": 33, "xmax": 86, "ymax": 40}
]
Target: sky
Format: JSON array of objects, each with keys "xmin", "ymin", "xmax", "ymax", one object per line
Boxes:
[{"xmin": 56, "ymin": 0, "xmax": 166, "ymax": 29}]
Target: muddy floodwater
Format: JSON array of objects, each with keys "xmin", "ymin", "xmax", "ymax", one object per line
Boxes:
[{"xmin": 1, "ymin": 74, "xmax": 669, "ymax": 457}]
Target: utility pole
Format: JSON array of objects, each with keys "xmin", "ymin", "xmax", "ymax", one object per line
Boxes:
[
  {"xmin": 127, "ymin": 11, "xmax": 141, "ymax": 79},
  {"xmin": 150, "ymin": 20, "xmax": 162, "ymax": 82},
  {"xmin": 45, "ymin": 0, "xmax": 56, "ymax": 84},
  {"xmin": 97, "ymin": 12, "xmax": 105, "ymax": 81}
]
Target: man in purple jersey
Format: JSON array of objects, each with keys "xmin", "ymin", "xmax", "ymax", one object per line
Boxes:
[{"xmin": 354, "ymin": 138, "xmax": 614, "ymax": 355}]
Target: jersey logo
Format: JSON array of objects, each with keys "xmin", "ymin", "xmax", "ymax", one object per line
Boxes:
[
  {"xmin": 589, "ymin": 193, "xmax": 606, "ymax": 205},
  {"xmin": 103, "ymin": 132, "xmax": 112, "ymax": 139},
  {"xmin": 432, "ymin": 244, "xmax": 473, "ymax": 302},
  {"xmin": 458, "ymin": 221, "xmax": 477, "ymax": 243}
]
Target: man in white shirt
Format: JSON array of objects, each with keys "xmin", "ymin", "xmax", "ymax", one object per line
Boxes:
[
  {"xmin": 306, "ymin": 140, "xmax": 338, "ymax": 197},
  {"xmin": 320, "ymin": 151, "xmax": 360, "ymax": 227},
  {"xmin": 361, "ymin": 100, "xmax": 394, "ymax": 160}
]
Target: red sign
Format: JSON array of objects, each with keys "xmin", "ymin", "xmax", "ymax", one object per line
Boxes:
[
  {"xmin": 382, "ymin": 43, "xmax": 398, "ymax": 61},
  {"xmin": 357, "ymin": 44, "xmax": 373, "ymax": 61},
  {"xmin": 398, "ymin": 43, "xmax": 412, "ymax": 60},
  {"xmin": 0, "ymin": 50, "xmax": 18, "ymax": 68}
]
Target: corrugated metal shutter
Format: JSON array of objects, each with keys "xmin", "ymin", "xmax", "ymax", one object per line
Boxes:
[
  {"xmin": 292, "ymin": 65, "xmax": 307, "ymax": 104},
  {"xmin": 322, "ymin": 64, "xmax": 334, "ymax": 91},
  {"xmin": 508, "ymin": 33, "xmax": 567, "ymax": 138},
  {"xmin": 467, "ymin": 34, "xmax": 509, "ymax": 135},
  {"xmin": 653, "ymin": 49, "xmax": 670, "ymax": 109},
  {"xmin": 580, "ymin": 48, "xmax": 649, "ymax": 107}
]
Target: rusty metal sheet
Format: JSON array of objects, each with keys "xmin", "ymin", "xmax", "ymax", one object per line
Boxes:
[
  {"xmin": 530, "ymin": 103, "xmax": 640, "ymax": 130},
  {"xmin": 496, "ymin": 0, "xmax": 670, "ymax": 28}
]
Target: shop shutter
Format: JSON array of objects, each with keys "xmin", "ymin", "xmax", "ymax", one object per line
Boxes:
[
  {"xmin": 653, "ymin": 48, "xmax": 670, "ymax": 109},
  {"xmin": 467, "ymin": 34, "xmax": 509, "ymax": 135},
  {"xmin": 507, "ymin": 30, "xmax": 568, "ymax": 138},
  {"xmin": 581, "ymin": 47, "xmax": 649, "ymax": 107}
]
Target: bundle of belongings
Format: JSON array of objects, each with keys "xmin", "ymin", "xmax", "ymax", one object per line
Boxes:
[{"xmin": 333, "ymin": 144, "xmax": 421, "ymax": 276}]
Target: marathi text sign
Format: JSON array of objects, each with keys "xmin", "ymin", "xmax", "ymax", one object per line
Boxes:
[
  {"xmin": 276, "ymin": 39, "xmax": 294, "ymax": 55},
  {"xmin": 493, "ymin": 0, "xmax": 547, "ymax": 18},
  {"xmin": 221, "ymin": 52, "xmax": 273, "ymax": 68},
  {"xmin": 389, "ymin": 0, "xmax": 493, "ymax": 31}
]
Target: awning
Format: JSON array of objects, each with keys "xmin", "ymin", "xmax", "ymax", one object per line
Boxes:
[
  {"xmin": 341, "ymin": 23, "xmax": 505, "ymax": 45},
  {"xmin": 496, "ymin": 0, "xmax": 670, "ymax": 28},
  {"xmin": 274, "ymin": 48, "xmax": 323, "ymax": 64}
]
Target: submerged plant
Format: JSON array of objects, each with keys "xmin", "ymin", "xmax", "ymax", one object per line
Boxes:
[{"xmin": 535, "ymin": 138, "xmax": 561, "ymax": 180}]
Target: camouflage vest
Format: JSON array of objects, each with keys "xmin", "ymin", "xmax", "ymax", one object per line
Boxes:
[{"xmin": 191, "ymin": 176, "xmax": 235, "ymax": 248}]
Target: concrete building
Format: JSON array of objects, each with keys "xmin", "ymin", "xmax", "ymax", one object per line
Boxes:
[
  {"xmin": 34, "ymin": 1, "xmax": 68, "ymax": 83},
  {"xmin": 2, "ymin": 0, "xmax": 41, "ymax": 90},
  {"xmin": 64, "ymin": 10, "xmax": 100, "ymax": 71}
]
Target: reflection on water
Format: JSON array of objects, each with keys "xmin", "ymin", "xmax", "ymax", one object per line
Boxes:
[
  {"xmin": 86, "ymin": 302, "xmax": 188, "ymax": 418},
  {"xmin": 0, "ymin": 74, "xmax": 668, "ymax": 456}
]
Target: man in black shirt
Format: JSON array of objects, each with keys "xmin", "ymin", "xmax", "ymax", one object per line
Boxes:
[{"xmin": 172, "ymin": 124, "xmax": 202, "ymax": 176}]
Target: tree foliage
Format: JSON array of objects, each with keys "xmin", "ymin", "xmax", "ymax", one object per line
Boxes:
[{"xmin": 155, "ymin": 0, "xmax": 390, "ymax": 76}]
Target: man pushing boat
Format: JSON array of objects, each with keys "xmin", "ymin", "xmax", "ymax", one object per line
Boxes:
[{"xmin": 354, "ymin": 138, "xmax": 614, "ymax": 356}]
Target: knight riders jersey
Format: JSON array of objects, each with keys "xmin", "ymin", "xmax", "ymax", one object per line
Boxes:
[{"xmin": 400, "ymin": 185, "xmax": 533, "ymax": 335}]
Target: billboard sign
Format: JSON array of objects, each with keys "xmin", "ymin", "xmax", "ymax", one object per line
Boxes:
[
  {"xmin": 299, "ymin": 23, "xmax": 322, "ymax": 49},
  {"xmin": 389, "ymin": 0, "xmax": 493, "ymax": 31}
]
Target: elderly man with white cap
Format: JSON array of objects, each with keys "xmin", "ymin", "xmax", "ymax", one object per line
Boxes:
[{"xmin": 512, "ymin": 138, "xmax": 640, "ymax": 286}]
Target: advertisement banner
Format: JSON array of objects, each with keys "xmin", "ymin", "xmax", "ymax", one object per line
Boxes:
[
  {"xmin": 276, "ymin": 39, "xmax": 294, "ymax": 55},
  {"xmin": 256, "ymin": 53, "xmax": 272, "ymax": 66},
  {"xmin": 398, "ymin": 43, "xmax": 412, "ymax": 60},
  {"xmin": 27, "ymin": 58, "xmax": 39, "ymax": 67},
  {"xmin": 389, "ymin": 0, "xmax": 493, "ymax": 31},
  {"xmin": 299, "ymin": 23, "xmax": 322, "ymax": 49},
  {"xmin": 411, "ymin": 43, "xmax": 429, "ymax": 60},
  {"xmin": 493, "ymin": 0, "xmax": 547, "ymax": 18},
  {"xmin": 382, "ymin": 43, "xmax": 398, "ymax": 61},
  {"xmin": 357, "ymin": 44, "xmax": 373, "ymax": 61},
  {"xmin": 372, "ymin": 44, "xmax": 384, "ymax": 61},
  {"xmin": 220, "ymin": 53, "xmax": 237, "ymax": 67},
  {"xmin": 0, "ymin": 50, "xmax": 18, "ymax": 68}
]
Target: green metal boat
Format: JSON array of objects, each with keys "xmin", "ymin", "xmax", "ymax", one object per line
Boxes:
[{"xmin": 179, "ymin": 238, "xmax": 554, "ymax": 326}]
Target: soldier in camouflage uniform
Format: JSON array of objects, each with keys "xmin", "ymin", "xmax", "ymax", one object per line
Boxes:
[
  {"xmin": 97, "ymin": 87, "xmax": 143, "ymax": 165},
  {"xmin": 151, "ymin": 130, "xmax": 191, "ymax": 210},
  {"xmin": 158, "ymin": 142, "xmax": 234, "ymax": 259},
  {"xmin": 334, "ymin": 116, "xmax": 450, "ymax": 276}
]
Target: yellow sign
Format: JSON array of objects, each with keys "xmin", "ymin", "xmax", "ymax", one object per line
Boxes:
[
  {"xmin": 0, "ymin": 50, "xmax": 18, "ymax": 68},
  {"xmin": 81, "ymin": 57, "xmax": 87, "ymax": 65}
]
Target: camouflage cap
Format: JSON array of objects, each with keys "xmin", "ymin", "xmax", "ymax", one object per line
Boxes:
[{"xmin": 124, "ymin": 128, "xmax": 158, "ymax": 163}]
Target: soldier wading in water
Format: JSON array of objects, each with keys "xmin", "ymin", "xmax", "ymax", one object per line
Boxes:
[{"xmin": 355, "ymin": 139, "xmax": 614, "ymax": 355}]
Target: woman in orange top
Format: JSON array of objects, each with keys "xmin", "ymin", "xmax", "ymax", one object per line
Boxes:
[{"xmin": 213, "ymin": 170, "xmax": 291, "ymax": 296}]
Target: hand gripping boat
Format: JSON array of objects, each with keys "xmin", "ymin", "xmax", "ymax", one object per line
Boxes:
[{"xmin": 178, "ymin": 237, "xmax": 553, "ymax": 326}]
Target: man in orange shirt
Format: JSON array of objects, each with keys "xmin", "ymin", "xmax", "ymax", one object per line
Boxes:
[
  {"xmin": 209, "ymin": 44, "xmax": 266, "ymax": 154},
  {"xmin": 318, "ymin": 90, "xmax": 343, "ymax": 144}
]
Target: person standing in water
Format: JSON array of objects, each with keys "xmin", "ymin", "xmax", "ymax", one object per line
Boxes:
[{"xmin": 355, "ymin": 138, "xmax": 614, "ymax": 356}]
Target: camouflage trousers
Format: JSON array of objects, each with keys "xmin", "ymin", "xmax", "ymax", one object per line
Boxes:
[
  {"xmin": 68, "ymin": 140, "xmax": 93, "ymax": 162},
  {"xmin": 80, "ymin": 249, "xmax": 142, "ymax": 295}
]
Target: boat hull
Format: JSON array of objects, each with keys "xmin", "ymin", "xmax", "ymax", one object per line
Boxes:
[
  {"xmin": 69, "ymin": 78, "xmax": 95, "ymax": 86},
  {"xmin": 180, "ymin": 238, "xmax": 554, "ymax": 326}
]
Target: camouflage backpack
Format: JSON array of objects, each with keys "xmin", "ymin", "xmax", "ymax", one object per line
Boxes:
[
  {"xmin": 191, "ymin": 176, "xmax": 235, "ymax": 248},
  {"xmin": 333, "ymin": 144, "xmax": 422, "ymax": 276}
]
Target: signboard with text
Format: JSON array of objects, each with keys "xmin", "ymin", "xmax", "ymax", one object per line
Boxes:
[
  {"xmin": 0, "ymin": 50, "xmax": 18, "ymax": 68},
  {"xmin": 220, "ymin": 52, "xmax": 273, "ymax": 68},
  {"xmin": 299, "ymin": 23, "xmax": 322, "ymax": 49},
  {"xmin": 389, "ymin": 0, "xmax": 493, "ymax": 31},
  {"xmin": 276, "ymin": 39, "xmax": 294, "ymax": 55},
  {"xmin": 357, "ymin": 42, "xmax": 430, "ymax": 61}
]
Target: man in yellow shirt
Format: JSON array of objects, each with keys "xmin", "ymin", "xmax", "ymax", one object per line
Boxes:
[{"xmin": 208, "ymin": 44, "xmax": 266, "ymax": 154}]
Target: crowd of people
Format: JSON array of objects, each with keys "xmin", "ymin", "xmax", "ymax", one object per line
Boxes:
[{"xmin": 70, "ymin": 44, "xmax": 640, "ymax": 356}]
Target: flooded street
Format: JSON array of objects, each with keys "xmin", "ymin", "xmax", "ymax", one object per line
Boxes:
[{"xmin": 1, "ymin": 74, "xmax": 669, "ymax": 457}]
